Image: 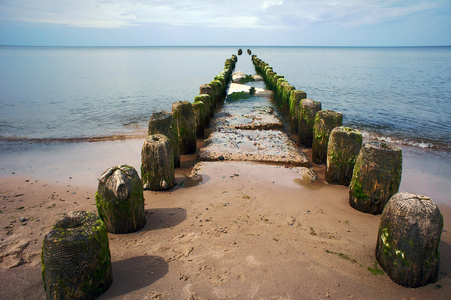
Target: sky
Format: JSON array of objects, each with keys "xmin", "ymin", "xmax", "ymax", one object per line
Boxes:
[{"xmin": 0, "ymin": 0, "xmax": 450, "ymax": 46}]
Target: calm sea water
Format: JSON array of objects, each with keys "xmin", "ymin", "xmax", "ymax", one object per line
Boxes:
[{"xmin": 1, "ymin": 46, "xmax": 450, "ymax": 153}]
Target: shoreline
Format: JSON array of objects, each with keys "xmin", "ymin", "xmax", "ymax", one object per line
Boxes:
[{"xmin": 1, "ymin": 137, "xmax": 450, "ymax": 299}]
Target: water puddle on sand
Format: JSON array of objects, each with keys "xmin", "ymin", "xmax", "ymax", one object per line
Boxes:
[
  {"xmin": 293, "ymin": 177, "xmax": 323, "ymax": 190},
  {"xmin": 180, "ymin": 174, "xmax": 210, "ymax": 188}
]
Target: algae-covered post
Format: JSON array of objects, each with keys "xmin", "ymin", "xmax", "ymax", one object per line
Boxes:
[
  {"xmin": 195, "ymin": 94, "xmax": 213, "ymax": 120},
  {"xmin": 247, "ymin": 49, "xmax": 252, "ymax": 55},
  {"xmin": 41, "ymin": 211, "xmax": 112, "ymax": 299},
  {"xmin": 326, "ymin": 127, "xmax": 363, "ymax": 185},
  {"xmin": 199, "ymin": 84, "xmax": 215, "ymax": 109},
  {"xmin": 141, "ymin": 134, "xmax": 176, "ymax": 191},
  {"xmin": 348, "ymin": 141, "xmax": 402, "ymax": 214},
  {"xmin": 289, "ymin": 90, "xmax": 307, "ymax": 134},
  {"xmin": 376, "ymin": 192, "xmax": 443, "ymax": 288},
  {"xmin": 298, "ymin": 99, "xmax": 322, "ymax": 147},
  {"xmin": 312, "ymin": 110, "xmax": 343, "ymax": 164},
  {"xmin": 238, "ymin": 49, "xmax": 243, "ymax": 55},
  {"xmin": 172, "ymin": 101, "xmax": 197, "ymax": 155},
  {"xmin": 148, "ymin": 111, "xmax": 180, "ymax": 168},
  {"xmin": 192, "ymin": 101, "xmax": 206, "ymax": 138},
  {"xmin": 96, "ymin": 165, "xmax": 146, "ymax": 233}
]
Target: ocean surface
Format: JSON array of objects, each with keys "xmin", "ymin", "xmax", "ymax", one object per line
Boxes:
[
  {"xmin": 0, "ymin": 46, "xmax": 450, "ymax": 203},
  {"xmin": 1, "ymin": 46, "xmax": 450, "ymax": 151}
]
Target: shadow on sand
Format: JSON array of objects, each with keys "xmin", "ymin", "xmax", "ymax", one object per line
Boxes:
[{"xmin": 99, "ymin": 255, "xmax": 168, "ymax": 298}]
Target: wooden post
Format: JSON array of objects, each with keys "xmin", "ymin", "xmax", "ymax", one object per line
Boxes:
[
  {"xmin": 376, "ymin": 192, "xmax": 443, "ymax": 287},
  {"xmin": 192, "ymin": 101, "xmax": 206, "ymax": 138},
  {"xmin": 41, "ymin": 211, "xmax": 112, "ymax": 299},
  {"xmin": 96, "ymin": 165, "xmax": 146, "ymax": 233},
  {"xmin": 141, "ymin": 134, "xmax": 176, "ymax": 191},
  {"xmin": 172, "ymin": 101, "xmax": 197, "ymax": 155},
  {"xmin": 289, "ymin": 90, "xmax": 307, "ymax": 134},
  {"xmin": 148, "ymin": 110, "xmax": 180, "ymax": 168},
  {"xmin": 312, "ymin": 110, "xmax": 343, "ymax": 164},
  {"xmin": 349, "ymin": 141, "xmax": 402, "ymax": 214},
  {"xmin": 298, "ymin": 99, "xmax": 322, "ymax": 147},
  {"xmin": 326, "ymin": 127, "xmax": 363, "ymax": 185}
]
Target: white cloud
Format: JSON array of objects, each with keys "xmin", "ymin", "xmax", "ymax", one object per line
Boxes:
[
  {"xmin": 262, "ymin": 0, "xmax": 284, "ymax": 10},
  {"xmin": 0, "ymin": 0, "xmax": 445, "ymax": 30}
]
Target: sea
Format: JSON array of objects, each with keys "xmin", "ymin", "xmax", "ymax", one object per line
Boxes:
[{"xmin": 0, "ymin": 46, "xmax": 450, "ymax": 203}]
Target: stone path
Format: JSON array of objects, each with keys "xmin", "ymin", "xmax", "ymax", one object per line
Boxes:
[{"xmin": 197, "ymin": 64, "xmax": 309, "ymax": 167}]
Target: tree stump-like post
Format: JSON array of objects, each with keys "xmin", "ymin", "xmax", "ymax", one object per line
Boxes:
[
  {"xmin": 298, "ymin": 99, "xmax": 322, "ymax": 147},
  {"xmin": 42, "ymin": 211, "xmax": 113, "ymax": 299},
  {"xmin": 172, "ymin": 101, "xmax": 197, "ymax": 155},
  {"xmin": 141, "ymin": 134, "xmax": 175, "ymax": 191},
  {"xmin": 238, "ymin": 49, "xmax": 243, "ymax": 55},
  {"xmin": 326, "ymin": 127, "xmax": 363, "ymax": 185},
  {"xmin": 312, "ymin": 110, "xmax": 343, "ymax": 164},
  {"xmin": 199, "ymin": 84, "xmax": 216, "ymax": 109},
  {"xmin": 349, "ymin": 141, "xmax": 403, "ymax": 214},
  {"xmin": 376, "ymin": 192, "xmax": 443, "ymax": 288},
  {"xmin": 96, "ymin": 165, "xmax": 146, "ymax": 233},
  {"xmin": 148, "ymin": 111, "xmax": 180, "ymax": 168},
  {"xmin": 194, "ymin": 94, "xmax": 213, "ymax": 120},
  {"xmin": 289, "ymin": 90, "xmax": 307, "ymax": 134},
  {"xmin": 192, "ymin": 102, "xmax": 206, "ymax": 138}
]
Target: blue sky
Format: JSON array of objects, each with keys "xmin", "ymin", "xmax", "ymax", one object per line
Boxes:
[{"xmin": 0, "ymin": 0, "xmax": 450, "ymax": 46}]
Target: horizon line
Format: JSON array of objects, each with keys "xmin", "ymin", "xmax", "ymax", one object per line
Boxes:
[{"xmin": 1, "ymin": 44, "xmax": 450, "ymax": 48}]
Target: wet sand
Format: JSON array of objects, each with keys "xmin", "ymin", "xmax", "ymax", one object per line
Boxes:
[{"xmin": 1, "ymin": 138, "xmax": 450, "ymax": 299}]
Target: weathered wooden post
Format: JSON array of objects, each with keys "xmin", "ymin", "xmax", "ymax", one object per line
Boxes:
[
  {"xmin": 349, "ymin": 141, "xmax": 403, "ymax": 214},
  {"xmin": 376, "ymin": 192, "xmax": 443, "ymax": 287},
  {"xmin": 238, "ymin": 49, "xmax": 243, "ymax": 55},
  {"xmin": 141, "ymin": 134, "xmax": 176, "ymax": 191},
  {"xmin": 298, "ymin": 99, "xmax": 322, "ymax": 147},
  {"xmin": 326, "ymin": 127, "xmax": 363, "ymax": 185},
  {"xmin": 247, "ymin": 49, "xmax": 252, "ymax": 55},
  {"xmin": 42, "ymin": 211, "xmax": 112, "ymax": 299},
  {"xmin": 312, "ymin": 110, "xmax": 343, "ymax": 164},
  {"xmin": 195, "ymin": 94, "xmax": 213, "ymax": 120},
  {"xmin": 96, "ymin": 165, "xmax": 146, "ymax": 233},
  {"xmin": 199, "ymin": 84, "xmax": 214, "ymax": 109},
  {"xmin": 172, "ymin": 101, "xmax": 197, "ymax": 155},
  {"xmin": 289, "ymin": 90, "xmax": 307, "ymax": 134},
  {"xmin": 192, "ymin": 101, "xmax": 206, "ymax": 138},
  {"xmin": 148, "ymin": 110, "xmax": 180, "ymax": 168}
]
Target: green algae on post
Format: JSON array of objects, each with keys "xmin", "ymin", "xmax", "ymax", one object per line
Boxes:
[
  {"xmin": 326, "ymin": 126, "xmax": 363, "ymax": 186},
  {"xmin": 41, "ymin": 211, "xmax": 112, "ymax": 299},
  {"xmin": 376, "ymin": 192, "xmax": 443, "ymax": 287},
  {"xmin": 348, "ymin": 141, "xmax": 402, "ymax": 214},
  {"xmin": 96, "ymin": 165, "xmax": 146, "ymax": 233}
]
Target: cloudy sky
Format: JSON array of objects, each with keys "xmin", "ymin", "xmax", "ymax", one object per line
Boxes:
[{"xmin": 0, "ymin": 0, "xmax": 450, "ymax": 46}]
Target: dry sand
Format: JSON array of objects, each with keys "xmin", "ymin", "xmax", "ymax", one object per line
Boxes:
[{"xmin": 1, "ymin": 144, "xmax": 450, "ymax": 300}]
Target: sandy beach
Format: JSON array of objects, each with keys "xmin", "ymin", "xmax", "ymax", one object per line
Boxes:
[{"xmin": 1, "ymin": 137, "xmax": 450, "ymax": 299}]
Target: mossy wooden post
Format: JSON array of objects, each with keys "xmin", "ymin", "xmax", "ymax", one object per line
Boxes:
[
  {"xmin": 298, "ymin": 99, "xmax": 322, "ymax": 147},
  {"xmin": 199, "ymin": 84, "xmax": 216, "ymax": 109},
  {"xmin": 312, "ymin": 110, "xmax": 343, "ymax": 164},
  {"xmin": 349, "ymin": 141, "xmax": 403, "ymax": 214},
  {"xmin": 194, "ymin": 94, "xmax": 212, "ymax": 123},
  {"xmin": 282, "ymin": 85, "xmax": 295, "ymax": 109},
  {"xmin": 238, "ymin": 48, "xmax": 243, "ymax": 55},
  {"xmin": 192, "ymin": 101, "xmax": 206, "ymax": 138},
  {"xmin": 148, "ymin": 111, "xmax": 180, "ymax": 168},
  {"xmin": 141, "ymin": 134, "xmax": 176, "ymax": 191},
  {"xmin": 41, "ymin": 211, "xmax": 112, "ymax": 299},
  {"xmin": 376, "ymin": 192, "xmax": 443, "ymax": 287},
  {"xmin": 96, "ymin": 165, "xmax": 146, "ymax": 233},
  {"xmin": 172, "ymin": 101, "xmax": 196, "ymax": 155},
  {"xmin": 289, "ymin": 90, "xmax": 307, "ymax": 134},
  {"xmin": 326, "ymin": 127, "xmax": 363, "ymax": 185}
]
